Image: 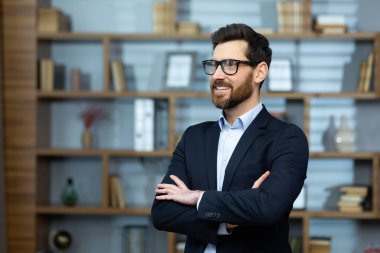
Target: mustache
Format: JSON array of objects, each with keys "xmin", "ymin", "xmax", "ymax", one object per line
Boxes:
[{"xmin": 211, "ymin": 80, "xmax": 233, "ymax": 89}]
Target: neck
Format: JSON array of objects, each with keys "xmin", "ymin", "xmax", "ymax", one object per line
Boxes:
[{"xmin": 224, "ymin": 94, "xmax": 260, "ymax": 125}]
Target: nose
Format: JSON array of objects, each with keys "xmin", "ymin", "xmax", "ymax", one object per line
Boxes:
[{"xmin": 211, "ymin": 65, "xmax": 225, "ymax": 80}]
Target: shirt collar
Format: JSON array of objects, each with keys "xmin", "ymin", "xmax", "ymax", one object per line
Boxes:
[{"xmin": 218, "ymin": 102, "xmax": 263, "ymax": 131}]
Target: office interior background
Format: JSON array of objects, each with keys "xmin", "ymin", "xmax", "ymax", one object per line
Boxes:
[{"xmin": 1, "ymin": 0, "xmax": 380, "ymax": 253}]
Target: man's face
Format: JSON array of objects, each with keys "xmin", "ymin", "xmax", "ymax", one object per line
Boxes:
[{"xmin": 210, "ymin": 40, "xmax": 254, "ymax": 110}]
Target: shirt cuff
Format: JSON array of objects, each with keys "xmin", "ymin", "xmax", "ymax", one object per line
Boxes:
[
  {"xmin": 196, "ymin": 191, "xmax": 204, "ymax": 210},
  {"xmin": 217, "ymin": 223, "xmax": 231, "ymax": 235}
]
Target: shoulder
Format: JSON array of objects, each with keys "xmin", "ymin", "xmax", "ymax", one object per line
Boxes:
[{"xmin": 184, "ymin": 121, "xmax": 218, "ymax": 134}]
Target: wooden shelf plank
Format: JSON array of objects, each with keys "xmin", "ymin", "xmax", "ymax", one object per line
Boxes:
[
  {"xmin": 36, "ymin": 148, "xmax": 173, "ymax": 157},
  {"xmin": 36, "ymin": 206, "xmax": 151, "ymax": 215},
  {"xmin": 37, "ymin": 91, "xmax": 379, "ymax": 100},
  {"xmin": 36, "ymin": 207, "xmax": 380, "ymax": 219},
  {"xmin": 307, "ymin": 210, "xmax": 379, "ymax": 219},
  {"xmin": 35, "ymin": 149, "xmax": 377, "ymax": 159},
  {"xmin": 309, "ymin": 152, "xmax": 376, "ymax": 159},
  {"xmin": 37, "ymin": 32, "xmax": 377, "ymax": 41}
]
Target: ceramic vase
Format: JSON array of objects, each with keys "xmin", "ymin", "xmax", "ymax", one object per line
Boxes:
[
  {"xmin": 61, "ymin": 177, "xmax": 78, "ymax": 207},
  {"xmin": 82, "ymin": 127, "xmax": 92, "ymax": 149},
  {"xmin": 335, "ymin": 115, "xmax": 355, "ymax": 152},
  {"xmin": 322, "ymin": 115, "xmax": 337, "ymax": 152}
]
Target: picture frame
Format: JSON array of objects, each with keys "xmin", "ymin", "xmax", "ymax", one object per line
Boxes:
[
  {"xmin": 268, "ymin": 58, "xmax": 293, "ymax": 92},
  {"xmin": 164, "ymin": 52, "xmax": 196, "ymax": 90},
  {"xmin": 123, "ymin": 225, "xmax": 149, "ymax": 253},
  {"xmin": 293, "ymin": 185, "xmax": 306, "ymax": 210}
]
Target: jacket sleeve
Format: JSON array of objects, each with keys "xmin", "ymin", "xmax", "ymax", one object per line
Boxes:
[
  {"xmin": 197, "ymin": 124, "xmax": 309, "ymax": 226},
  {"xmin": 151, "ymin": 127, "xmax": 220, "ymax": 244}
]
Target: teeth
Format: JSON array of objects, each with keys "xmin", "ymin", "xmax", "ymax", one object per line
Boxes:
[{"xmin": 216, "ymin": 87, "xmax": 229, "ymax": 90}]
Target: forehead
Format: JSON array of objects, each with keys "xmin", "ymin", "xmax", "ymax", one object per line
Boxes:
[{"xmin": 212, "ymin": 40, "xmax": 248, "ymax": 60}]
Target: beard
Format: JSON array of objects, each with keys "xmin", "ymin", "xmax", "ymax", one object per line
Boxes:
[{"xmin": 210, "ymin": 73, "xmax": 254, "ymax": 110}]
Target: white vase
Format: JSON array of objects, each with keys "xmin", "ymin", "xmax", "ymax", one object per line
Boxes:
[{"xmin": 335, "ymin": 115, "xmax": 355, "ymax": 152}]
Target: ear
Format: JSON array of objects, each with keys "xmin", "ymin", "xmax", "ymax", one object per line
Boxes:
[{"xmin": 253, "ymin": 62, "xmax": 268, "ymax": 84}]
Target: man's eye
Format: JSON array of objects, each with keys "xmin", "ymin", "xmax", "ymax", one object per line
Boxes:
[{"xmin": 225, "ymin": 60, "xmax": 236, "ymax": 67}]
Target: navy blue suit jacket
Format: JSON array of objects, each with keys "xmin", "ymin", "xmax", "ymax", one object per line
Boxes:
[{"xmin": 151, "ymin": 106, "xmax": 309, "ymax": 253}]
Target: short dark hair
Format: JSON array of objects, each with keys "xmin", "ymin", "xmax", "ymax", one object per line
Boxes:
[{"xmin": 211, "ymin": 23, "xmax": 272, "ymax": 69}]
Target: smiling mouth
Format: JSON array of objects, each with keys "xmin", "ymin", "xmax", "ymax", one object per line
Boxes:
[{"xmin": 215, "ymin": 86, "xmax": 230, "ymax": 90}]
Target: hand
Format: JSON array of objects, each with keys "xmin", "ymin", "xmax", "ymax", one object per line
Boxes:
[
  {"xmin": 226, "ymin": 223, "xmax": 238, "ymax": 233},
  {"xmin": 252, "ymin": 170, "xmax": 270, "ymax": 189},
  {"xmin": 155, "ymin": 175, "xmax": 204, "ymax": 206}
]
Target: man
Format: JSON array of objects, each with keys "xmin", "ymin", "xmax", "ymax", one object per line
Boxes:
[{"xmin": 151, "ymin": 23, "xmax": 308, "ymax": 253}]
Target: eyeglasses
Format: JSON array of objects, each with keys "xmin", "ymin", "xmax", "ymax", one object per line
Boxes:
[{"xmin": 202, "ymin": 59, "xmax": 255, "ymax": 75}]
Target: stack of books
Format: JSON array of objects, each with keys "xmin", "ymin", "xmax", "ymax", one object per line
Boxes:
[
  {"xmin": 357, "ymin": 50, "xmax": 374, "ymax": 93},
  {"xmin": 39, "ymin": 58, "xmax": 54, "ymax": 91},
  {"xmin": 314, "ymin": 15, "xmax": 347, "ymax": 34},
  {"xmin": 338, "ymin": 185, "xmax": 371, "ymax": 212},
  {"xmin": 309, "ymin": 237, "xmax": 331, "ymax": 253},
  {"xmin": 153, "ymin": 1, "xmax": 176, "ymax": 33},
  {"xmin": 109, "ymin": 175, "xmax": 126, "ymax": 208},
  {"xmin": 37, "ymin": 8, "xmax": 69, "ymax": 32},
  {"xmin": 277, "ymin": 1, "xmax": 311, "ymax": 33}
]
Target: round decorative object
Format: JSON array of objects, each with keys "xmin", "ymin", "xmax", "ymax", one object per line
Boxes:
[{"xmin": 49, "ymin": 230, "xmax": 72, "ymax": 252}]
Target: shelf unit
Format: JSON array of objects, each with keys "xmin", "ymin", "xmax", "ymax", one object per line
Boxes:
[
  {"xmin": 36, "ymin": 29, "xmax": 380, "ymax": 253},
  {"xmin": 2, "ymin": 1, "xmax": 380, "ymax": 253}
]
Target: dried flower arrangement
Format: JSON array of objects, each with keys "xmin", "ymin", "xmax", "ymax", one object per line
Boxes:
[{"xmin": 80, "ymin": 106, "xmax": 105, "ymax": 129}]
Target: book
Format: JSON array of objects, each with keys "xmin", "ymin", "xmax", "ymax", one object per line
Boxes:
[
  {"xmin": 357, "ymin": 61, "xmax": 368, "ymax": 92},
  {"xmin": 39, "ymin": 58, "xmax": 54, "ymax": 91},
  {"xmin": 37, "ymin": 8, "xmax": 69, "ymax": 32},
  {"xmin": 110, "ymin": 60, "xmax": 126, "ymax": 92},
  {"xmin": 316, "ymin": 15, "xmax": 346, "ymax": 26},
  {"xmin": 134, "ymin": 99, "xmax": 155, "ymax": 151},
  {"xmin": 309, "ymin": 237, "xmax": 331, "ymax": 253},
  {"xmin": 153, "ymin": 2, "xmax": 175, "ymax": 33},
  {"xmin": 339, "ymin": 205, "xmax": 363, "ymax": 213},
  {"xmin": 340, "ymin": 186, "xmax": 369, "ymax": 196},
  {"xmin": 70, "ymin": 68, "xmax": 81, "ymax": 91},
  {"xmin": 340, "ymin": 194, "xmax": 365, "ymax": 203},
  {"xmin": 277, "ymin": 1, "xmax": 311, "ymax": 33},
  {"xmin": 362, "ymin": 51, "xmax": 374, "ymax": 93},
  {"xmin": 177, "ymin": 22, "xmax": 200, "ymax": 35},
  {"xmin": 109, "ymin": 175, "xmax": 126, "ymax": 208}
]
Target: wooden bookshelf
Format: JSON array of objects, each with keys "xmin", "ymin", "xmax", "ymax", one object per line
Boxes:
[{"xmin": 3, "ymin": 2, "xmax": 380, "ymax": 253}]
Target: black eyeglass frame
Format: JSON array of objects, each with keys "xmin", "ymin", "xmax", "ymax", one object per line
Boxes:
[{"xmin": 201, "ymin": 59, "xmax": 256, "ymax": 75}]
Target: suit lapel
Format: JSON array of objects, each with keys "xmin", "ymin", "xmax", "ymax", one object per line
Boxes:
[
  {"xmin": 222, "ymin": 107, "xmax": 271, "ymax": 191},
  {"xmin": 204, "ymin": 122, "xmax": 220, "ymax": 190}
]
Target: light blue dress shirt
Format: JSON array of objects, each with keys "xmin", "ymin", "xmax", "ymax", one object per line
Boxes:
[{"xmin": 200, "ymin": 102, "xmax": 263, "ymax": 253}]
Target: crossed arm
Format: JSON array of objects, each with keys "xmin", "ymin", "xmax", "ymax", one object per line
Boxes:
[
  {"xmin": 155, "ymin": 171, "xmax": 270, "ymax": 205},
  {"xmin": 155, "ymin": 171, "xmax": 270, "ymax": 230}
]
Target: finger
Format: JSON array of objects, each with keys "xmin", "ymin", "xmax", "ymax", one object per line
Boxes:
[
  {"xmin": 155, "ymin": 188, "xmax": 178, "ymax": 195},
  {"xmin": 170, "ymin": 175, "xmax": 188, "ymax": 190},
  {"xmin": 157, "ymin": 183, "xmax": 179, "ymax": 191},
  {"xmin": 156, "ymin": 194, "xmax": 175, "ymax": 201},
  {"xmin": 252, "ymin": 171, "xmax": 270, "ymax": 189}
]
